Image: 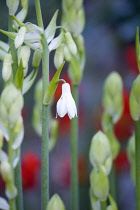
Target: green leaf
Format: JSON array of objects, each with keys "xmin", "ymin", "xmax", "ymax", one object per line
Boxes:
[
  {"xmin": 22, "ymin": 67, "xmax": 38, "ymax": 94},
  {"xmin": 14, "ymin": 60, "xmax": 24, "ymax": 91},
  {"xmin": 43, "ymin": 62, "xmax": 65, "ymax": 105}
]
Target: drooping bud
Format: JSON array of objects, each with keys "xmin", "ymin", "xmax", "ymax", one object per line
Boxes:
[
  {"xmin": 54, "ymin": 43, "xmax": 64, "ymax": 69},
  {"xmin": 18, "ymin": 45, "xmax": 30, "ymax": 76},
  {"xmin": 48, "ymin": 31, "xmax": 64, "ymax": 52},
  {"xmin": 129, "ymin": 75, "xmax": 140, "ymax": 120},
  {"xmin": 6, "ymin": 0, "xmax": 19, "ymax": 15},
  {"xmin": 14, "ymin": 27, "xmax": 27, "ymax": 49},
  {"xmin": 65, "ymin": 32, "xmax": 77, "ymax": 55},
  {"xmin": 103, "ymin": 72, "xmax": 123, "ymax": 123},
  {"xmin": 0, "ymin": 161, "xmax": 13, "ymax": 182},
  {"xmin": 2, "ymin": 53, "xmax": 13, "ymax": 82},
  {"xmin": 32, "ymin": 50, "xmax": 42, "ymax": 68},
  {"xmin": 47, "ymin": 194, "xmax": 65, "ymax": 210},
  {"xmin": 89, "ymin": 131, "xmax": 112, "ymax": 175},
  {"xmin": 90, "ymin": 168, "xmax": 109, "ymax": 201},
  {"xmin": 0, "ymin": 83, "xmax": 24, "ymax": 128}
]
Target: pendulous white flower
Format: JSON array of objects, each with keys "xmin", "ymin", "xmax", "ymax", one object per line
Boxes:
[{"xmin": 56, "ymin": 83, "xmax": 77, "ymax": 119}]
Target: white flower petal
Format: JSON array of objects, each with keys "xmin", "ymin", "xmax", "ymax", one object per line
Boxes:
[
  {"xmin": 66, "ymin": 94, "xmax": 77, "ymax": 119},
  {"xmin": 57, "ymin": 96, "xmax": 67, "ymax": 117}
]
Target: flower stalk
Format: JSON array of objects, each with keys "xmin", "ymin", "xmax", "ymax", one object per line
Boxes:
[{"xmin": 135, "ymin": 119, "xmax": 140, "ymax": 210}]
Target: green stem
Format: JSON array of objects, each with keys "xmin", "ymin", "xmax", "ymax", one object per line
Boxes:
[
  {"xmin": 101, "ymin": 200, "xmax": 106, "ymax": 210},
  {"xmin": 34, "ymin": 0, "xmax": 44, "ymax": 28},
  {"xmin": 135, "ymin": 120, "xmax": 140, "ymax": 210},
  {"xmin": 70, "ymin": 84, "xmax": 79, "ymax": 210},
  {"xmin": 8, "ymin": 130, "xmax": 16, "ymax": 210},
  {"xmin": 41, "ymin": 34, "xmax": 50, "ymax": 210},
  {"xmin": 109, "ymin": 164, "xmax": 116, "ymax": 200},
  {"xmin": 15, "ymin": 152, "xmax": 24, "ymax": 210},
  {"xmin": 34, "ymin": 1, "xmax": 49, "ymax": 209}
]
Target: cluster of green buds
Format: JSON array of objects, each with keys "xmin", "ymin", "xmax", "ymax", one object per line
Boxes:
[
  {"xmin": 46, "ymin": 194, "xmax": 65, "ymax": 210},
  {"xmin": 0, "ymin": 84, "xmax": 24, "ymax": 202},
  {"xmin": 102, "ymin": 71, "xmax": 124, "ymax": 159},
  {"xmin": 89, "ymin": 131, "xmax": 117, "ymax": 209}
]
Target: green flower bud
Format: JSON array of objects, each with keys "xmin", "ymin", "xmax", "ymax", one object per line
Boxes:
[
  {"xmin": 54, "ymin": 43, "xmax": 64, "ymax": 69},
  {"xmin": 89, "ymin": 131, "xmax": 112, "ymax": 174},
  {"xmin": 32, "ymin": 104, "xmax": 42, "ymax": 136},
  {"xmin": 2, "ymin": 53, "xmax": 13, "ymax": 82},
  {"xmin": 65, "ymin": 32, "xmax": 77, "ymax": 55},
  {"xmin": 47, "ymin": 194, "xmax": 65, "ymax": 210},
  {"xmin": 34, "ymin": 79, "xmax": 42, "ymax": 103},
  {"xmin": 73, "ymin": 7, "xmax": 85, "ymax": 36},
  {"xmin": 103, "ymin": 72, "xmax": 123, "ymax": 123},
  {"xmin": 14, "ymin": 27, "xmax": 27, "ymax": 49},
  {"xmin": 130, "ymin": 75, "xmax": 140, "ymax": 120},
  {"xmin": 64, "ymin": 45, "xmax": 72, "ymax": 62},
  {"xmin": 0, "ymin": 84, "xmax": 24, "ymax": 128},
  {"xmin": 6, "ymin": 0, "xmax": 19, "ymax": 15},
  {"xmin": 32, "ymin": 50, "xmax": 42, "ymax": 68},
  {"xmin": 21, "ymin": 0, "xmax": 28, "ymax": 7},
  {"xmin": 0, "ymin": 161, "xmax": 13, "ymax": 182},
  {"xmin": 18, "ymin": 45, "xmax": 30, "ymax": 76},
  {"xmin": 6, "ymin": 183, "xmax": 17, "ymax": 199},
  {"xmin": 90, "ymin": 168, "xmax": 109, "ymax": 201},
  {"xmin": 0, "ymin": 130, "xmax": 4, "ymax": 149}
]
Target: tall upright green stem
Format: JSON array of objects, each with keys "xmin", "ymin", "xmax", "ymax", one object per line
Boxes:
[
  {"xmin": 135, "ymin": 119, "xmax": 140, "ymax": 210},
  {"xmin": 34, "ymin": 1, "xmax": 50, "ymax": 209},
  {"xmin": 70, "ymin": 84, "xmax": 79, "ymax": 210}
]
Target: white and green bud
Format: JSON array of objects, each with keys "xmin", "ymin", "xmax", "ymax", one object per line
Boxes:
[
  {"xmin": 0, "ymin": 84, "xmax": 24, "ymax": 128},
  {"xmin": 90, "ymin": 189, "xmax": 101, "ymax": 210},
  {"xmin": 90, "ymin": 168, "xmax": 109, "ymax": 201},
  {"xmin": 0, "ymin": 41, "xmax": 9, "ymax": 52},
  {"xmin": 65, "ymin": 32, "xmax": 77, "ymax": 55},
  {"xmin": 49, "ymin": 31, "xmax": 64, "ymax": 52},
  {"xmin": 6, "ymin": 183, "xmax": 17, "ymax": 199},
  {"xmin": 107, "ymin": 194, "xmax": 118, "ymax": 210},
  {"xmin": 47, "ymin": 194, "xmax": 65, "ymax": 210},
  {"xmin": 21, "ymin": 0, "xmax": 28, "ymax": 7},
  {"xmin": 0, "ymin": 130, "xmax": 4, "ymax": 149},
  {"xmin": 54, "ymin": 43, "xmax": 65, "ymax": 69},
  {"xmin": 32, "ymin": 50, "xmax": 42, "ymax": 68},
  {"xmin": 6, "ymin": 0, "xmax": 19, "ymax": 15},
  {"xmin": 103, "ymin": 72, "xmax": 123, "ymax": 123},
  {"xmin": 89, "ymin": 131, "xmax": 112, "ymax": 174},
  {"xmin": 0, "ymin": 161, "xmax": 13, "ymax": 182},
  {"xmin": 64, "ymin": 45, "xmax": 72, "ymax": 62},
  {"xmin": 18, "ymin": 45, "xmax": 31, "ymax": 76},
  {"xmin": 2, "ymin": 53, "xmax": 13, "ymax": 82},
  {"xmin": 14, "ymin": 27, "xmax": 27, "ymax": 49}
]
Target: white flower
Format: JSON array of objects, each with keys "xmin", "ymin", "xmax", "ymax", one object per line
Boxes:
[{"xmin": 56, "ymin": 83, "xmax": 77, "ymax": 119}]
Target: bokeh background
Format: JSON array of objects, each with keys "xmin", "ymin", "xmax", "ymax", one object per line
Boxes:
[{"xmin": 1, "ymin": 0, "xmax": 140, "ymax": 209}]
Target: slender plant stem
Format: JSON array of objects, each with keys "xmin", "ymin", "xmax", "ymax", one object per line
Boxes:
[
  {"xmin": 34, "ymin": 0, "xmax": 44, "ymax": 28},
  {"xmin": 135, "ymin": 120, "xmax": 140, "ymax": 210},
  {"xmin": 34, "ymin": 1, "xmax": 50, "ymax": 209},
  {"xmin": 8, "ymin": 130, "xmax": 16, "ymax": 210},
  {"xmin": 101, "ymin": 200, "xmax": 106, "ymax": 210},
  {"xmin": 15, "ymin": 151, "xmax": 24, "ymax": 210},
  {"xmin": 70, "ymin": 84, "xmax": 79, "ymax": 210}
]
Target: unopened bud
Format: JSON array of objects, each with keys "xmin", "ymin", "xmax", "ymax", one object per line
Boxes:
[
  {"xmin": 47, "ymin": 194, "xmax": 65, "ymax": 210},
  {"xmin": 2, "ymin": 53, "xmax": 13, "ymax": 82},
  {"xmin": 89, "ymin": 131, "xmax": 111, "ymax": 169},
  {"xmin": 6, "ymin": 183, "xmax": 17, "ymax": 199},
  {"xmin": 0, "ymin": 84, "xmax": 24, "ymax": 127},
  {"xmin": 107, "ymin": 194, "xmax": 118, "ymax": 210},
  {"xmin": 14, "ymin": 27, "xmax": 27, "ymax": 49},
  {"xmin": 90, "ymin": 189, "xmax": 101, "ymax": 210},
  {"xmin": 0, "ymin": 161, "xmax": 13, "ymax": 182},
  {"xmin": 49, "ymin": 31, "xmax": 64, "ymax": 52},
  {"xmin": 103, "ymin": 72, "xmax": 123, "ymax": 123},
  {"xmin": 90, "ymin": 168, "xmax": 109, "ymax": 201},
  {"xmin": 18, "ymin": 45, "xmax": 30, "ymax": 76},
  {"xmin": 32, "ymin": 50, "xmax": 42, "ymax": 68},
  {"xmin": 6, "ymin": 0, "xmax": 19, "ymax": 15},
  {"xmin": 54, "ymin": 44, "xmax": 64, "ymax": 69},
  {"xmin": 65, "ymin": 32, "xmax": 77, "ymax": 55}
]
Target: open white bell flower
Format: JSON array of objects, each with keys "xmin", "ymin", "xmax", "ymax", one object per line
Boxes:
[{"xmin": 56, "ymin": 83, "xmax": 77, "ymax": 119}]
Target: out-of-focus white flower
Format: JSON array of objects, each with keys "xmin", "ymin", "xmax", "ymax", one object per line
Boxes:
[{"xmin": 56, "ymin": 83, "xmax": 77, "ymax": 119}]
